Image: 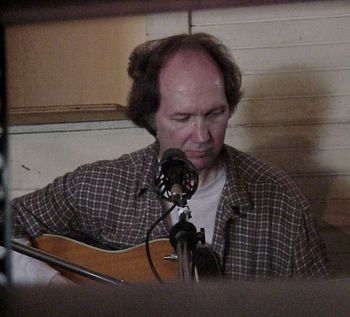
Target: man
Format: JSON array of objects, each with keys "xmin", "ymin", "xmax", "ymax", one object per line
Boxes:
[{"xmin": 9, "ymin": 33, "xmax": 328, "ymax": 285}]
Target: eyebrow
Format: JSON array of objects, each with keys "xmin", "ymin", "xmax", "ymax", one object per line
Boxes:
[
  {"xmin": 169, "ymin": 112, "xmax": 191, "ymax": 117},
  {"xmin": 207, "ymin": 104, "xmax": 227, "ymax": 112},
  {"xmin": 169, "ymin": 104, "xmax": 227, "ymax": 116}
]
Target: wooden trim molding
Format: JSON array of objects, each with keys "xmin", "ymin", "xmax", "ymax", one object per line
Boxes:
[
  {"xmin": 8, "ymin": 104, "xmax": 128, "ymax": 126},
  {"xmin": 0, "ymin": 1, "xmax": 327, "ymax": 24}
]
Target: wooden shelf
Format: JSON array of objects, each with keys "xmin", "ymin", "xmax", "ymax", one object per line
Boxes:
[{"xmin": 8, "ymin": 104, "xmax": 128, "ymax": 125}]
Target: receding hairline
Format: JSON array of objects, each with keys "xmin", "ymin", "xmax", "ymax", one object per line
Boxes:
[
  {"xmin": 158, "ymin": 47, "xmax": 225, "ymax": 82},
  {"xmin": 161, "ymin": 45, "xmax": 220, "ymax": 66}
]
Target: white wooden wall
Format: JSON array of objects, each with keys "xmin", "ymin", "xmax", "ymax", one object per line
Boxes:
[
  {"xmin": 9, "ymin": 122, "xmax": 154, "ymax": 198},
  {"xmin": 9, "ymin": 0, "xmax": 350, "ymax": 277},
  {"xmin": 189, "ymin": 0, "xmax": 350, "ymax": 277}
]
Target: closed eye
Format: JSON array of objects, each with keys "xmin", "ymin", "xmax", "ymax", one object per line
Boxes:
[
  {"xmin": 206, "ymin": 107, "xmax": 225, "ymax": 117},
  {"xmin": 171, "ymin": 114, "xmax": 191, "ymax": 122}
]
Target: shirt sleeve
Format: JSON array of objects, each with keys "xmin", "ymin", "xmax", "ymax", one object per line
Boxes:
[
  {"xmin": 11, "ymin": 170, "xmax": 79, "ymax": 239},
  {"xmin": 292, "ymin": 209, "xmax": 329, "ymax": 278}
]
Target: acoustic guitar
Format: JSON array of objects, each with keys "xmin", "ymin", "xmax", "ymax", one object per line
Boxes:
[
  {"xmin": 32, "ymin": 234, "xmax": 221, "ymax": 285},
  {"xmin": 32, "ymin": 234, "xmax": 179, "ymax": 284}
]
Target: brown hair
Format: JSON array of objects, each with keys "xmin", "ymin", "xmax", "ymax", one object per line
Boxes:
[{"xmin": 127, "ymin": 33, "xmax": 242, "ymax": 136}]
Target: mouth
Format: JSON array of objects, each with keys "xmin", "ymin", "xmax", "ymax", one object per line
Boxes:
[{"xmin": 185, "ymin": 149, "xmax": 212, "ymax": 159}]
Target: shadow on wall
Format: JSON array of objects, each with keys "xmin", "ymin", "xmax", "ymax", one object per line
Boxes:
[{"xmin": 228, "ymin": 65, "xmax": 350, "ymax": 278}]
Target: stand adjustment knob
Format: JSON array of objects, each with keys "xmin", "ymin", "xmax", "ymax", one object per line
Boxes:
[{"xmin": 197, "ymin": 228, "xmax": 206, "ymax": 245}]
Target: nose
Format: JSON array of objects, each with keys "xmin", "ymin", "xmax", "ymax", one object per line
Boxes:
[{"xmin": 192, "ymin": 118, "xmax": 210, "ymax": 143}]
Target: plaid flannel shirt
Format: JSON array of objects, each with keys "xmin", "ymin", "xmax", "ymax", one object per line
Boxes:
[{"xmin": 11, "ymin": 141, "xmax": 328, "ymax": 279}]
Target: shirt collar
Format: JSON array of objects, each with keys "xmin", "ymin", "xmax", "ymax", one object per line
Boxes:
[{"xmin": 220, "ymin": 144, "xmax": 252, "ymax": 219}]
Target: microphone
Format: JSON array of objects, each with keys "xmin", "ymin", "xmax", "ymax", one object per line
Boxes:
[{"xmin": 154, "ymin": 148, "xmax": 199, "ymax": 207}]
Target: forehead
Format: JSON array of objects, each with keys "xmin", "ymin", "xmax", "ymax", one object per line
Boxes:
[
  {"xmin": 160, "ymin": 49, "xmax": 221, "ymax": 81},
  {"xmin": 157, "ymin": 49, "xmax": 227, "ymax": 115}
]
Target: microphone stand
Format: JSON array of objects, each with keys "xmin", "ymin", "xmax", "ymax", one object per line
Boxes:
[
  {"xmin": 152, "ymin": 149, "xmax": 202, "ymax": 284},
  {"xmin": 168, "ymin": 205, "xmax": 205, "ymax": 283}
]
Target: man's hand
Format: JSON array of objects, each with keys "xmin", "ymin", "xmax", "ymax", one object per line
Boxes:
[{"xmin": 49, "ymin": 273, "xmax": 78, "ymax": 287}]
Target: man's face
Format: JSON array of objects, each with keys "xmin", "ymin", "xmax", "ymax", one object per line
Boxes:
[{"xmin": 154, "ymin": 49, "xmax": 230, "ymax": 172}]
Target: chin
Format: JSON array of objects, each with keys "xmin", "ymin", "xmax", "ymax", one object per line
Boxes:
[{"xmin": 190, "ymin": 157, "xmax": 215, "ymax": 171}]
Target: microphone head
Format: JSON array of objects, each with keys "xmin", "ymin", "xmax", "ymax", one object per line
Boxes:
[
  {"xmin": 160, "ymin": 148, "xmax": 187, "ymax": 162},
  {"xmin": 154, "ymin": 148, "xmax": 199, "ymax": 206}
]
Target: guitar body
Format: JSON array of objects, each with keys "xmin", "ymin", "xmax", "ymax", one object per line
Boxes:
[{"xmin": 33, "ymin": 235, "xmax": 178, "ymax": 284}]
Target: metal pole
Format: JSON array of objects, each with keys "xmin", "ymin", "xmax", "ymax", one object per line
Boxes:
[
  {"xmin": 176, "ymin": 239, "xmax": 192, "ymax": 283},
  {"xmin": 0, "ymin": 23, "xmax": 11, "ymax": 286},
  {"xmin": 10, "ymin": 241, "xmax": 125, "ymax": 286}
]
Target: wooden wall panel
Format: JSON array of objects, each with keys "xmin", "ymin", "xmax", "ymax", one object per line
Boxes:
[
  {"xmin": 225, "ymin": 124, "xmax": 350, "ymax": 150},
  {"xmin": 248, "ymin": 148, "xmax": 350, "ymax": 175},
  {"xmin": 292, "ymin": 175, "xmax": 350, "ymax": 201},
  {"xmin": 194, "ymin": 16, "xmax": 350, "ymax": 48},
  {"xmin": 313, "ymin": 200, "xmax": 350, "ymax": 227},
  {"xmin": 5, "ymin": 16, "xmax": 146, "ymax": 124},
  {"xmin": 9, "ymin": 123, "xmax": 154, "ymax": 193},
  {"xmin": 233, "ymin": 95, "xmax": 350, "ymax": 126},
  {"xmin": 232, "ymin": 43, "xmax": 350, "ymax": 72},
  {"xmin": 146, "ymin": 11, "xmax": 189, "ymax": 40},
  {"xmin": 192, "ymin": 0, "xmax": 350, "ymax": 277},
  {"xmin": 193, "ymin": 1, "xmax": 350, "ymax": 23},
  {"xmin": 242, "ymin": 70, "xmax": 350, "ymax": 97}
]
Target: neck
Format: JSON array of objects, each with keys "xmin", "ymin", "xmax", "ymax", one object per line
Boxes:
[{"xmin": 197, "ymin": 154, "xmax": 225, "ymax": 187}]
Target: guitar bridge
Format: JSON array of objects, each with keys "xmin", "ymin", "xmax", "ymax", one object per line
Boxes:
[{"xmin": 163, "ymin": 253, "xmax": 178, "ymax": 262}]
